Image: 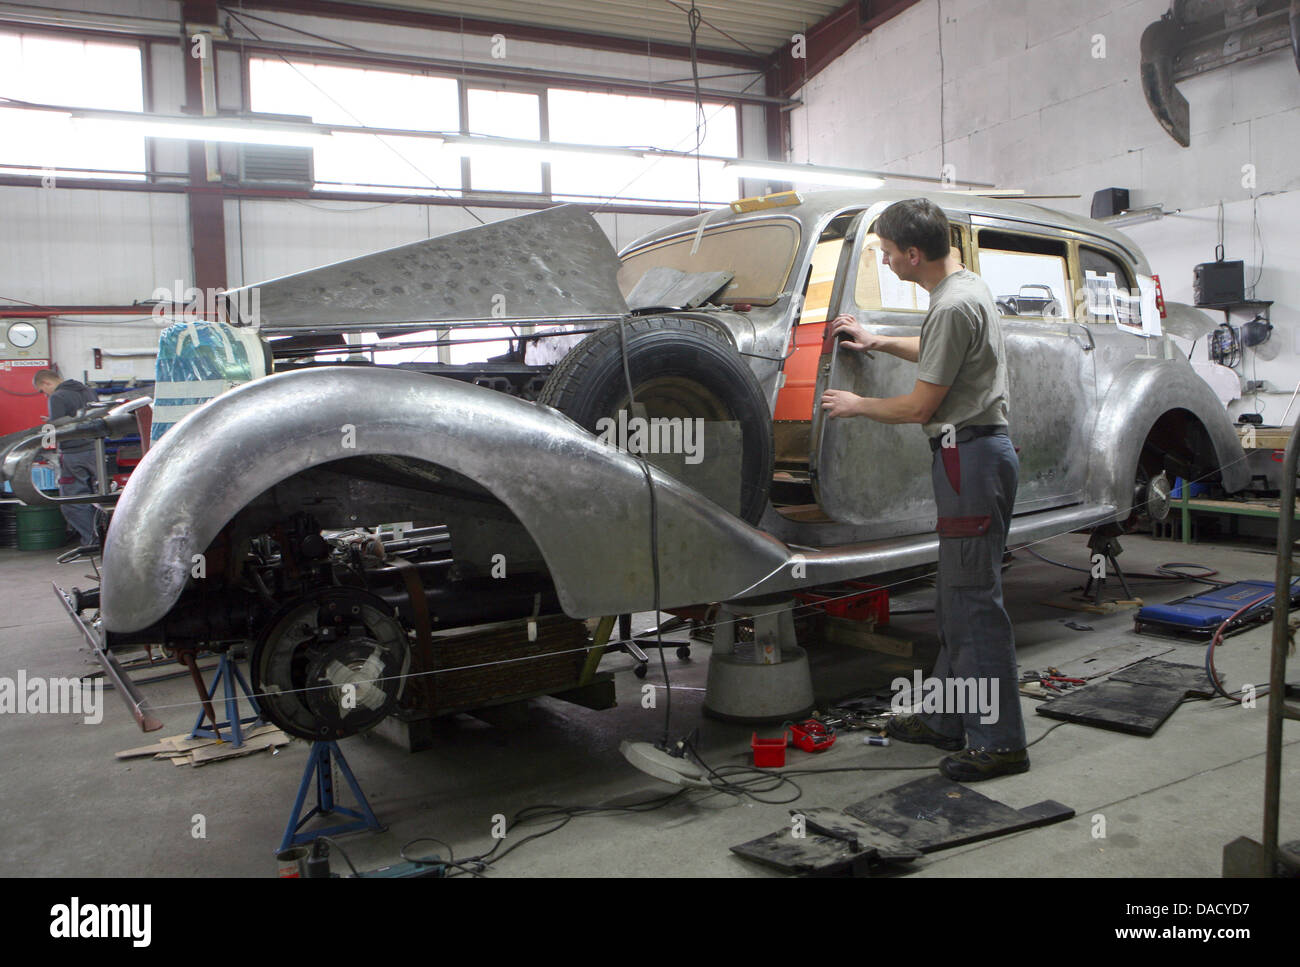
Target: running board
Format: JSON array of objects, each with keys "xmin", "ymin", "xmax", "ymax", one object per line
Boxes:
[
  {"xmin": 744, "ymin": 503, "xmax": 1119, "ymax": 598},
  {"xmin": 53, "ymin": 581, "xmax": 164, "ymax": 733}
]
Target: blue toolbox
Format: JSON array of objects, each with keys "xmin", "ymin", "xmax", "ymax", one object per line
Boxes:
[{"xmin": 1135, "ymin": 579, "xmax": 1300, "ymax": 639}]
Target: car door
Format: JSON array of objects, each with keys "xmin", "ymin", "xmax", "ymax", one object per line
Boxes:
[
  {"xmin": 970, "ymin": 220, "xmax": 1096, "ymax": 510},
  {"xmin": 808, "ymin": 210, "xmax": 956, "ymax": 533}
]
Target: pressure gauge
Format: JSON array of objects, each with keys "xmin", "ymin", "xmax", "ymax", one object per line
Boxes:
[{"xmin": 5, "ymin": 322, "xmax": 38, "ymax": 349}]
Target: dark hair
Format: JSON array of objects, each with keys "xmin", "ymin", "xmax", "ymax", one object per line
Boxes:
[
  {"xmin": 32, "ymin": 369, "xmax": 60, "ymax": 387},
  {"xmin": 872, "ymin": 198, "xmax": 951, "ymax": 262}
]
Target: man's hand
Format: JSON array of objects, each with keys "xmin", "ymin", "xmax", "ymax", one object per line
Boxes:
[
  {"xmin": 820, "ymin": 389, "xmax": 864, "ymax": 419},
  {"xmin": 829, "ymin": 313, "xmax": 886, "ymax": 353}
]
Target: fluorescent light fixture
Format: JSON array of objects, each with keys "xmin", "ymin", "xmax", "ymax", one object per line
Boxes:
[
  {"xmin": 1099, "ymin": 205, "xmax": 1178, "ymax": 228},
  {"xmin": 445, "ymin": 136, "xmax": 639, "ymax": 163},
  {"xmin": 725, "ymin": 160, "xmax": 886, "ymax": 189},
  {"xmin": 71, "ymin": 111, "xmax": 335, "ymax": 148}
]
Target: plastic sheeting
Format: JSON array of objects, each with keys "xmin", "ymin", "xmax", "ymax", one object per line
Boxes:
[{"xmin": 151, "ymin": 319, "xmax": 269, "ymax": 443}]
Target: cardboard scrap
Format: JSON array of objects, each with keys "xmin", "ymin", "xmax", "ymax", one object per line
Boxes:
[{"xmin": 117, "ymin": 723, "xmax": 290, "ymax": 766}]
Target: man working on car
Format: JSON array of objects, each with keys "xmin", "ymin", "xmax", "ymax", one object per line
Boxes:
[
  {"xmin": 33, "ymin": 368, "xmax": 101, "ymax": 548},
  {"xmin": 820, "ymin": 197, "xmax": 1027, "ymax": 781}
]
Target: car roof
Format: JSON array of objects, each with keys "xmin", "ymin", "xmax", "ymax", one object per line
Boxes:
[{"xmin": 621, "ymin": 188, "xmax": 1149, "ymax": 271}]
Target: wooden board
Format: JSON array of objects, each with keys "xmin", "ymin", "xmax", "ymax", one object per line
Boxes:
[
  {"xmin": 1237, "ymin": 425, "xmax": 1292, "ymax": 449},
  {"xmin": 1044, "ymin": 596, "xmax": 1143, "ymax": 615},
  {"xmin": 1184, "ymin": 497, "xmax": 1299, "ymax": 515},
  {"xmin": 821, "ymin": 616, "xmax": 913, "ymax": 657}
]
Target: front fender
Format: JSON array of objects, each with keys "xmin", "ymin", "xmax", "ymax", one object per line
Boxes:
[
  {"xmin": 1087, "ymin": 351, "xmax": 1249, "ymax": 515},
  {"xmin": 100, "ymin": 367, "xmax": 791, "ymax": 633}
]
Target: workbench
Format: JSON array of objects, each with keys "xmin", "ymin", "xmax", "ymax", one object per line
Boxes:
[
  {"xmin": 1167, "ymin": 424, "xmax": 1299, "ymax": 543},
  {"xmin": 1178, "ymin": 494, "xmax": 1298, "ymax": 544}
]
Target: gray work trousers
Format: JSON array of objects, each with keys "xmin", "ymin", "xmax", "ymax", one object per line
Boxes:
[
  {"xmin": 58, "ymin": 448, "xmax": 100, "ymax": 546},
  {"xmin": 918, "ymin": 430, "xmax": 1027, "ymax": 752}
]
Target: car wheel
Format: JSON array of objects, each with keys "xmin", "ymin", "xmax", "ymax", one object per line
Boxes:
[
  {"xmin": 1127, "ymin": 450, "xmax": 1173, "ymax": 530},
  {"xmin": 537, "ymin": 315, "xmax": 774, "ymax": 524}
]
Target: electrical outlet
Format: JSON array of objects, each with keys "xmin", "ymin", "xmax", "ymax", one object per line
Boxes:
[{"xmin": 1243, "ymin": 379, "xmax": 1265, "ymax": 393}]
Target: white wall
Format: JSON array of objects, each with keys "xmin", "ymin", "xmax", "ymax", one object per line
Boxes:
[
  {"xmin": 1126, "ymin": 193, "xmax": 1300, "ymax": 424},
  {"xmin": 790, "ymin": 0, "xmax": 1300, "ymax": 426}
]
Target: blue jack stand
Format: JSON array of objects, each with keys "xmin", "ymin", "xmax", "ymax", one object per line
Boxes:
[
  {"xmin": 190, "ymin": 652, "xmax": 263, "ymax": 748},
  {"xmin": 279, "ymin": 740, "xmax": 385, "ymax": 853}
]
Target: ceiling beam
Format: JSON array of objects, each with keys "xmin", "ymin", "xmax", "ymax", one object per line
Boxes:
[
  {"xmin": 234, "ymin": 0, "xmax": 769, "ymax": 69},
  {"xmin": 767, "ymin": 0, "xmax": 922, "ymax": 99}
]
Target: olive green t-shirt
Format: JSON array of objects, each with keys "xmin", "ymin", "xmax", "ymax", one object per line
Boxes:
[{"xmin": 916, "ymin": 269, "xmax": 1010, "ymax": 439}]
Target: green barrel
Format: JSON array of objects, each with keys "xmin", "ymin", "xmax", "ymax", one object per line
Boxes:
[{"xmin": 15, "ymin": 505, "xmax": 67, "ymax": 551}]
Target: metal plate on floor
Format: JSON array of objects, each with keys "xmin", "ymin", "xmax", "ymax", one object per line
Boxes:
[
  {"xmin": 842, "ymin": 775, "xmax": 1074, "ymax": 852},
  {"xmin": 730, "ymin": 807, "xmax": 922, "ymax": 876},
  {"xmin": 1109, "ymin": 658, "xmax": 1215, "ymax": 697},
  {"xmin": 1035, "ymin": 679, "xmax": 1187, "ymax": 735}
]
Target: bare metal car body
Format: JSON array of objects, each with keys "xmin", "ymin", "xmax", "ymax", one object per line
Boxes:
[{"xmin": 65, "ymin": 190, "xmax": 1245, "ymax": 733}]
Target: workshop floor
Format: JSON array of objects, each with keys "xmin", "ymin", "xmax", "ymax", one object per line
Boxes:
[{"xmin": 1, "ymin": 530, "xmax": 1295, "ymax": 878}]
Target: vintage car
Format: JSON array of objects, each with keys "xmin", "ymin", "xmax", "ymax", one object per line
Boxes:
[{"xmin": 22, "ymin": 189, "xmax": 1245, "ymax": 737}]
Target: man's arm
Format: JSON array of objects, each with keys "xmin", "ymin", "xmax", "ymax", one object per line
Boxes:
[
  {"xmin": 828, "ymin": 314, "xmax": 921, "ymax": 363},
  {"xmin": 820, "ymin": 379, "xmax": 950, "ymax": 425}
]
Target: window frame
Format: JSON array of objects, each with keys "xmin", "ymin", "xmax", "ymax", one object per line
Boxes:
[
  {"xmin": 0, "ymin": 27, "xmax": 149, "ymax": 181},
  {"xmin": 1075, "ymin": 242, "xmax": 1139, "ymax": 328},
  {"xmin": 970, "ymin": 226, "xmax": 1075, "ymax": 322},
  {"xmin": 462, "ymin": 81, "xmax": 548, "ymax": 197},
  {"xmin": 849, "ymin": 220, "xmax": 970, "ymax": 317}
]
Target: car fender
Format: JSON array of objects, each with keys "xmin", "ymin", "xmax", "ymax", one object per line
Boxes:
[
  {"xmin": 1087, "ymin": 352, "xmax": 1249, "ymax": 516},
  {"xmin": 99, "ymin": 366, "xmax": 791, "ymax": 633}
]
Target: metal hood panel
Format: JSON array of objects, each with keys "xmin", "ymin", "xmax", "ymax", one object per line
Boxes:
[{"xmin": 222, "ymin": 204, "xmax": 630, "ymax": 333}]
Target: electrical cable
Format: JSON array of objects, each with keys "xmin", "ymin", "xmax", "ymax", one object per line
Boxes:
[
  {"xmin": 1022, "ymin": 546, "xmax": 1223, "ymax": 585},
  {"xmin": 686, "ymin": 0, "xmax": 707, "ymax": 212},
  {"xmin": 399, "ymin": 836, "xmax": 455, "ymax": 866},
  {"xmin": 316, "ymin": 835, "xmax": 360, "ymax": 876},
  {"xmin": 1204, "ymin": 592, "xmax": 1276, "ymax": 704},
  {"xmin": 426, "ymin": 718, "xmax": 1075, "ymax": 876},
  {"xmin": 618, "ymin": 315, "xmax": 671, "ymax": 748}
]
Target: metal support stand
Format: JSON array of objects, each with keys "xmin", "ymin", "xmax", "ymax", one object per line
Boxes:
[
  {"xmin": 1082, "ymin": 527, "xmax": 1134, "ymax": 604},
  {"xmin": 703, "ymin": 594, "xmax": 814, "ymax": 722},
  {"xmin": 1224, "ymin": 420, "xmax": 1300, "ymax": 877},
  {"xmin": 189, "ymin": 652, "xmax": 263, "ymax": 748},
  {"xmin": 279, "ymin": 741, "xmax": 384, "ymax": 853}
]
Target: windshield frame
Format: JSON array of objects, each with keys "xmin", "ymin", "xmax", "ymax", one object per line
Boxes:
[{"xmin": 617, "ymin": 213, "xmax": 803, "ymax": 307}]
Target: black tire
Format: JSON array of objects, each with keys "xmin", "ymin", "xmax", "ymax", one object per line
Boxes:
[{"xmin": 537, "ymin": 316, "xmax": 773, "ymax": 524}]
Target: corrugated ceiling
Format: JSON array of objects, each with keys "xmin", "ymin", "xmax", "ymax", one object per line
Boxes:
[{"xmin": 317, "ymin": 0, "xmax": 847, "ymax": 56}]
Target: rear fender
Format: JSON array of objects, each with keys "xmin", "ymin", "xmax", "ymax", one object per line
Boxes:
[
  {"xmin": 100, "ymin": 367, "xmax": 790, "ymax": 633},
  {"xmin": 1087, "ymin": 352, "xmax": 1249, "ymax": 516}
]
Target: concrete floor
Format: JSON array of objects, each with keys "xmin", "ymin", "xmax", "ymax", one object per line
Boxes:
[{"xmin": 0, "ymin": 528, "xmax": 1295, "ymax": 877}]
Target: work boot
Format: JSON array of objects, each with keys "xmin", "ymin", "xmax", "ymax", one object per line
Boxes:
[
  {"xmin": 939, "ymin": 748, "xmax": 1030, "ymax": 782},
  {"xmin": 885, "ymin": 714, "xmax": 964, "ymax": 751}
]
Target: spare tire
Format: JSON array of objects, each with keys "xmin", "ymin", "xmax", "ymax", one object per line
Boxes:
[{"xmin": 537, "ymin": 316, "xmax": 773, "ymax": 524}]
